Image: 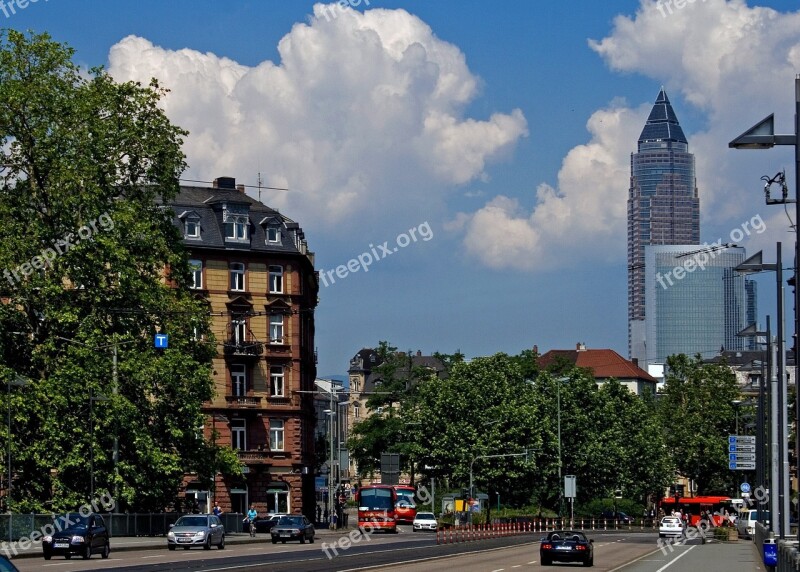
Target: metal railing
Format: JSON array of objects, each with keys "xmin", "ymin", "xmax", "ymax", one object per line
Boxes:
[{"xmin": 0, "ymin": 512, "xmax": 249, "ymax": 541}]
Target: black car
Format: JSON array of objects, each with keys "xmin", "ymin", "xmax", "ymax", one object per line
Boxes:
[
  {"xmin": 600, "ymin": 510, "xmax": 634, "ymax": 524},
  {"xmin": 270, "ymin": 515, "xmax": 315, "ymax": 544},
  {"xmin": 254, "ymin": 513, "xmax": 289, "ymax": 533},
  {"xmin": 42, "ymin": 513, "xmax": 110, "ymax": 560},
  {"xmin": 539, "ymin": 530, "xmax": 594, "ymax": 567}
]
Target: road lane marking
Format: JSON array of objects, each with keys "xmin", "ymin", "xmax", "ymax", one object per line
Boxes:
[{"xmin": 655, "ymin": 545, "xmax": 695, "ymax": 572}]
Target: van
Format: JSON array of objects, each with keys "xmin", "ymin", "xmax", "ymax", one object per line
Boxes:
[{"xmin": 736, "ymin": 509, "xmax": 769, "ymax": 539}]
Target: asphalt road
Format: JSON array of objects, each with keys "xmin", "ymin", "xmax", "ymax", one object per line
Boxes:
[{"xmin": 11, "ymin": 528, "xmax": 765, "ymax": 572}]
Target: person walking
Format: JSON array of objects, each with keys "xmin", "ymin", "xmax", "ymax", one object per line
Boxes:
[{"xmin": 213, "ymin": 503, "xmax": 222, "ymax": 517}]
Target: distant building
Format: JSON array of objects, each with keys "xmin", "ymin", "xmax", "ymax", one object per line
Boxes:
[
  {"xmin": 347, "ymin": 348, "xmax": 446, "ymax": 482},
  {"xmin": 628, "ymin": 88, "xmax": 700, "ymax": 362},
  {"xmin": 168, "ymin": 176, "xmax": 318, "ymax": 518},
  {"xmin": 537, "ymin": 343, "xmax": 657, "ymax": 396},
  {"xmin": 641, "ymin": 245, "xmax": 750, "ymax": 369}
]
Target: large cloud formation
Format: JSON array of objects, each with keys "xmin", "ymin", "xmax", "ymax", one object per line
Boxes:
[
  {"xmin": 107, "ymin": 4, "xmax": 527, "ymax": 231},
  {"xmin": 459, "ymin": 0, "xmax": 800, "ymax": 270}
]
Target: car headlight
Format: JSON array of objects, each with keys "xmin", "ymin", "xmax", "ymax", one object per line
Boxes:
[
  {"xmin": 71, "ymin": 535, "xmax": 85, "ymax": 543},
  {"xmin": 292, "ymin": 529, "xmax": 300, "ymax": 534},
  {"xmin": 167, "ymin": 532, "xmax": 175, "ymax": 539},
  {"xmin": 194, "ymin": 531, "xmax": 206, "ymax": 538},
  {"xmin": 43, "ymin": 535, "xmax": 53, "ymax": 543}
]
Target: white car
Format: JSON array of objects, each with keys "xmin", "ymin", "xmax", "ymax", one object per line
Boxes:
[
  {"xmin": 736, "ymin": 509, "xmax": 769, "ymax": 539},
  {"xmin": 659, "ymin": 516, "xmax": 683, "ymax": 538},
  {"xmin": 412, "ymin": 512, "xmax": 438, "ymax": 532}
]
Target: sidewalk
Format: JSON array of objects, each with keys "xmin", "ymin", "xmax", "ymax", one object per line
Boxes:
[{"xmin": 2, "ymin": 526, "xmax": 358, "ymax": 560}]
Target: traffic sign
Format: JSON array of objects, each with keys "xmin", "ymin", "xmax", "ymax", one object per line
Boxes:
[
  {"xmin": 729, "ymin": 444, "xmax": 756, "ymax": 453},
  {"xmin": 729, "ymin": 435, "xmax": 756, "ymax": 444},
  {"xmin": 729, "ymin": 453, "xmax": 756, "ymax": 462},
  {"xmin": 741, "ymin": 483, "xmax": 752, "ymax": 493},
  {"xmin": 730, "ymin": 461, "xmax": 756, "ymax": 470},
  {"xmin": 155, "ymin": 334, "xmax": 168, "ymax": 349}
]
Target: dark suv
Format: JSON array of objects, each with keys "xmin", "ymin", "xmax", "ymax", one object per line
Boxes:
[{"xmin": 42, "ymin": 513, "xmax": 110, "ymax": 560}]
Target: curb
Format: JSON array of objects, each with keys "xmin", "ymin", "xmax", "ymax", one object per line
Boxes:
[{"xmin": 8, "ymin": 529, "xmax": 362, "ymax": 560}]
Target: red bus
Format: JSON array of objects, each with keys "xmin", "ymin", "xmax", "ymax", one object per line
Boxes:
[
  {"xmin": 356, "ymin": 485, "xmax": 398, "ymax": 533},
  {"xmin": 658, "ymin": 496, "xmax": 734, "ymax": 527},
  {"xmin": 393, "ymin": 485, "xmax": 417, "ymax": 524}
]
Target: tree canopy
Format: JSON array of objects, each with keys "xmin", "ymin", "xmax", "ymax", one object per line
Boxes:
[{"xmin": 0, "ymin": 29, "xmax": 239, "ymax": 512}]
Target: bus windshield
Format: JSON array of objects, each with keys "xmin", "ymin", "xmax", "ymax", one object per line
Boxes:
[{"xmin": 359, "ymin": 488, "xmax": 394, "ymax": 511}]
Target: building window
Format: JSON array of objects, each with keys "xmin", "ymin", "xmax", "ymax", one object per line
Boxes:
[
  {"xmin": 231, "ymin": 364, "xmax": 247, "ymax": 397},
  {"xmin": 270, "ymin": 366, "xmax": 285, "ymax": 397},
  {"xmin": 269, "ymin": 265, "xmax": 283, "ymax": 294},
  {"xmin": 225, "ymin": 216, "xmax": 248, "ymax": 241},
  {"xmin": 230, "ymin": 262, "xmax": 245, "ymax": 291},
  {"xmin": 232, "ymin": 319, "xmax": 246, "ymax": 345},
  {"xmin": 270, "ymin": 419, "xmax": 285, "ymax": 451},
  {"xmin": 269, "ymin": 314, "xmax": 284, "ymax": 344},
  {"xmin": 267, "ymin": 226, "xmax": 281, "ymax": 243},
  {"xmin": 353, "ymin": 401, "xmax": 360, "ymax": 419},
  {"xmin": 231, "ymin": 418, "xmax": 246, "ymax": 450},
  {"xmin": 350, "ymin": 377, "xmax": 359, "ymax": 392},
  {"xmin": 189, "ymin": 259, "xmax": 203, "ymax": 289},
  {"xmin": 185, "ymin": 219, "xmax": 200, "ymax": 239}
]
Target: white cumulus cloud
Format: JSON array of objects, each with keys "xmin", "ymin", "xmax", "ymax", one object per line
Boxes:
[
  {"xmin": 460, "ymin": 0, "xmax": 800, "ymax": 270},
  {"xmin": 106, "ymin": 4, "xmax": 528, "ymax": 232}
]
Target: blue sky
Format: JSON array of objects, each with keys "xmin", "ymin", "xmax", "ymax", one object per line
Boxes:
[{"xmin": 6, "ymin": 0, "xmax": 800, "ymax": 376}]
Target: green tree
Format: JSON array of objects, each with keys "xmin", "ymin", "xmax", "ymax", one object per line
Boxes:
[
  {"xmin": 656, "ymin": 354, "xmax": 740, "ymax": 495},
  {"xmin": 0, "ymin": 30, "xmax": 239, "ymax": 512}
]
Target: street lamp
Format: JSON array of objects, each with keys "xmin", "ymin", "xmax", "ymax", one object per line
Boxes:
[
  {"xmin": 735, "ymin": 248, "xmax": 789, "ymax": 538},
  {"xmin": 729, "ymin": 76, "xmax": 800, "ymax": 540}
]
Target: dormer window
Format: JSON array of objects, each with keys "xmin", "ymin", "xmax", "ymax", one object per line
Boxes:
[
  {"xmin": 185, "ymin": 219, "xmax": 200, "ymax": 239},
  {"xmin": 267, "ymin": 226, "xmax": 281, "ymax": 243},
  {"xmin": 225, "ymin": 215, "xmax": 249, "ymax": 241}
]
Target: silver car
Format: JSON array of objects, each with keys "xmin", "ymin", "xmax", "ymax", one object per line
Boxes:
[{"xmin": 167, "ymin": 514, "xmax": 225, "ymax": 550}]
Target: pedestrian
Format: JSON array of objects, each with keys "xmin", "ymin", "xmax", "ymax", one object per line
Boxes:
[
  {"xmin": 213, "ymin": 503, "xmax": 222, "ymax": 517},
  {"xmin": 324, "ymin": 507, "xmax": 329, "ymax": 524},
  {"xmin": 330, "ymin": 511, "xmax": 338, "ymax": 530},
  {"xmin": 316, "ymin": 504, "xmax": 322, "ymax": 523}
]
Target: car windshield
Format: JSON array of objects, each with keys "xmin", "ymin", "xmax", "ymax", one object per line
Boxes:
[
  {"xmin": 175, "ymin": 516, "xmax": 209, "ymax": 527},
  {"xmin": 278, "ymin": 516, "xmax": 303, "ymax": 526},
  {"xmin": 416, "ymin": 513, "xmax": 435, "ymax": 519},
  {"xmin": 54, "ymin": 514, "xmax": 89, "ymax": 529}
]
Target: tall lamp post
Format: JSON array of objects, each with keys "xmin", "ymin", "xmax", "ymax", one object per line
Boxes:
[
  {"xmin": 729, "ymin": 76, "xmax": 800, "ymax": 539},
  {"xmin": 736, "ymin": 248, "xmax": 789, "ymax": 537}
]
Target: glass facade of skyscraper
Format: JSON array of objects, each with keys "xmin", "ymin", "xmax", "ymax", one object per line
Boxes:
[
  {"xmin": 628, "ymin": 89, "xmax": 700, "ymax": 364},
  {"xmin": 644, "ymin": 246, "xmax": 747, "ymax": 366}
]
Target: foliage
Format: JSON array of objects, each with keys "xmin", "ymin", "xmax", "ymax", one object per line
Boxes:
[
  {"xmin": 656, "ymin": 354, "xmax": 740, "ymax": 495},
  {"xmin": 0, "ymin": 30, "xmax": 235, "ymax": 511}
]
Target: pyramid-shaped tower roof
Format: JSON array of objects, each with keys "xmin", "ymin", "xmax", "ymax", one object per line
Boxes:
[{"xmin": 638, "ymin": 87, "xmax": 687, "ymax": 144}]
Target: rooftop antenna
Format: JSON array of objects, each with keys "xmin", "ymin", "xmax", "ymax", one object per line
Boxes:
[{"xmin": 257, "ymin": 172, "xmax": 263, "ymax": 203}]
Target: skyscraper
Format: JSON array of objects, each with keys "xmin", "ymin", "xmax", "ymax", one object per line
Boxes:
[{"xmin": 628, "ymin": 88, "xmax": 700, "ymax": 364}]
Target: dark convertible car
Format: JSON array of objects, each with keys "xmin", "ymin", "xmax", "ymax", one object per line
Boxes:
[{"xmin": 539, "ymin": 530, "xmax": 594, "ymax": 567}]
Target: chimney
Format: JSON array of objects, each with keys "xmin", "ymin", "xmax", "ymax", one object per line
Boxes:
[
  {"xmin": 576, "ymin": 342, "xmax": 586, "ymax": 351},
  {"xmin": 416, "ymin": 350, "xmax": 422, "ymax": 357},
  {"xmin": 632, "ymin": 358, "xmax": 639, "ymax": 367},
  {"xmin": 532, "ymin": 345, "xmax": 538, "ymax": 354},
  {"xmin": 236, "ymin": 184, "xmax": 246, "ymax": 193},
  {"xmin": 213, "ymin": 176, "xmax": 236, "ymax": 189}
]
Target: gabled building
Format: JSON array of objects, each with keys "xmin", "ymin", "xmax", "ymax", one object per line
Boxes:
[
  {"xmin": 537, "ymin": 343, "xmax": 657, "ymax": 395},
  {"xmin": 167, "ymin": 176, "xmax": 318, "ymax": 518}
]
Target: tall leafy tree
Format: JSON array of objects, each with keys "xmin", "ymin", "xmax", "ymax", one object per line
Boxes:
[
  {"xmin": 656, "ymin": 354, "xmax": 740, "ymax": 495},
  {"xmin": 0, "ymin": 30, "xmax": 239, "ymax": 512}
]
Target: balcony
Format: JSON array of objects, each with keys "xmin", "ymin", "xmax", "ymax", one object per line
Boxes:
[
  {"xmin": 236, "ymin": 449, "xmax": 293, "ymax": 464},
  {"xmin": 225, "ymin": 395, "xmax": 263, "ymax": 409},
  {"xmin": 223, "ymin": 340, "xmax": 263, "ymax": 360}
]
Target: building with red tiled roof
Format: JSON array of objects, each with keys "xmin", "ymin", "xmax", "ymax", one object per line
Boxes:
[{"xmin": 537, "ymin": 343, "xmax": 657, "ymax": 395}]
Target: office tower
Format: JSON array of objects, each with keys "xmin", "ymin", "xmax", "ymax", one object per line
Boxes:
[{"xmin": 628, "ymin": 88, "xmax": 700, "ymax": 365}]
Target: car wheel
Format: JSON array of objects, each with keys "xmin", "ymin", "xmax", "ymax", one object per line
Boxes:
[
  {"xmin": 204, "ymin": 537, "xmax": 211, "ymax": 550},
  {"xmin": 309, "ymin": 534, "xmax": 314, "ymax": 544},
  {"xmin": 82, "ymin": 544, "xmax": 91, "ymax": 559},
  {"xmin": 272, "ymin": 538, "xmax": 278, "ymax": 544},
  {"xmin": 541, "ymin": 555, "xmax": 551, "ymax": 565},
  {"xmin": 65, "ymin": 553, "xmax": 72, "ymax": 560},
  {"xmin": 168, "ymin": 544, "xmax": 176, "ymax": 551},
  {"xmin": 102, "ymin": 542, "xmax": 110, "ymax": 559},
  {"xmin": 300, "ymin": 536, "xmax": 305, "ymax": 544},
  {"xmin": 43, "ymin": 553, "xmax": 52, "ymax": 561},
  {"xmin": 218, "ymin": 535, "xmax": 225, "ymax": 549},
  {"xmin": 584, "ymin": 556, "xmax": 594, "ymax": 567},
  {"xmin": 281, "ymin": 540, "xmax": 286, "ymax": 544}
]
